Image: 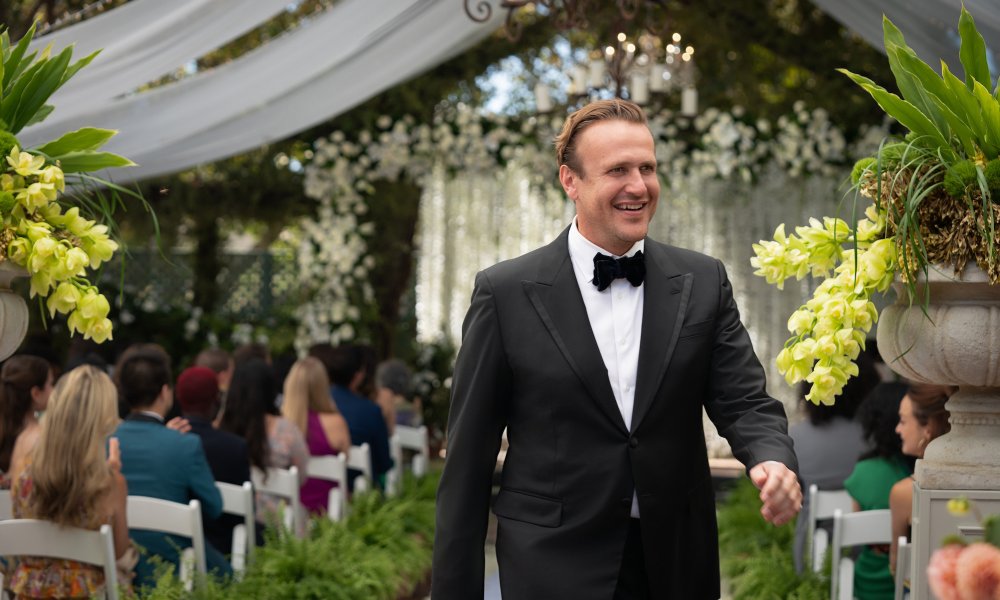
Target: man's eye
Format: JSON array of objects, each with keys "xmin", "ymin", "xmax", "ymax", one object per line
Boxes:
[{"xmin": 640, "ymin": 165, "xmax": 655, "ymax": 174}]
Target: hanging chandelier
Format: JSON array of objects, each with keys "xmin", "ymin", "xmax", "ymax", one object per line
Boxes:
[{"xmin": 463, "ymin": 0, "xmax": 670, "ymax": 42}]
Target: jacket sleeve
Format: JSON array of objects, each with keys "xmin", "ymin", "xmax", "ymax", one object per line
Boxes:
[
  {"xmin": 431, "ymin": 270, "xmax": 511, "ymax": 599},
  {"xmin": 703, "ymin": 260, "xmax": 798, "ymax": 475},
  {"xmin": 370, "ymin": 410, "xmax": 394, "ymax": 478},
  {"xmin": 186, "ymin": 436, "xmax": 224, "ymax": 520}
]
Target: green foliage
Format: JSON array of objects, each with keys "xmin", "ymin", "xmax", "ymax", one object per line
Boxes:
[
  {"xmin": 840, "ymin": 8, "xmax": 1000, "ymax": 164},
  {"xmin": 984, "ymin": 159, "xmax": 1000, "ymax": 199},
  {"xmin": 137, "ymin": 471, "xmax": 440, "ymax": 600},
  {"xmin": 943, "ymin": 159, "xmax": 978, "ymax": 197},
  {"xmin": 0, "ymin": 128, "xmax": 18, "ymax": 155},
  {"xmin": 850, "ymin": 158, "xmax": 877, "ymax": 185},
  {"xmin": 717, "ymin": 478, "xmax": 828, "ymax": 600}
]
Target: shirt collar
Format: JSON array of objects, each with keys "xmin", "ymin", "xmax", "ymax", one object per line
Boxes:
[
  {"xmin": 567, "ymin": 217, "xmax": 645, "ymax": 286},
  {"xmin": 138, "ymin": 410, "xmax": 165, "ymax": 423}
]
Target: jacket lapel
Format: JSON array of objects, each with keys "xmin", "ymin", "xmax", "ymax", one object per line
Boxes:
[
  {"xmin": 631, "ymin": 242, "xmax": 693, "ymax": 433},
  {"xmin": 522, "ymin": 229, "xmax": 627, "ymax": 433}
]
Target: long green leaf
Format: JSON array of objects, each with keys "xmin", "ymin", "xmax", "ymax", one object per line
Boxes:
[
  {"xmin": 0, "ymin": 58, "xmax": 45, "ymax": 126},
  {"xmin": 35, "ymin": 127, "xmax": 118, "ymax": 157},
  {"xmin": 927, "ymin": 94, "xmax": 977, "ymax": 156},
  {"xmin": 57, "ymin": 151, "xmax": 136, "ymax": 173},
  {"xmin": 973, "ymin": 80, "xmax": 1000, "ymax": 160},
  {"xmin": 839, "ymin": 68, "xmax": 949, "ymax": 146},
  {"xmin": 61, "ymin": 49, "xmax": 99, "ymax": 85},
  {"xmin": 2, "ymin": 21, "xmax": 36, "ymax": 91},
  {"xmin": 959, "ymin": 6, "xmax": 991, "ymax": 89},
  {"xmin": 22, "ymin": 103, "xmax": 53, "ymax": 128},
  {"xmin": 941, "ymin": 61, "xmax": 987, "ymax": 134},
  {"xmin": 10, "ymin": 45, "xmax": 71, "ymax": 132},
  {"xmin": 886, "ymin": 44, "xmax": 950, "ymax": 139}
]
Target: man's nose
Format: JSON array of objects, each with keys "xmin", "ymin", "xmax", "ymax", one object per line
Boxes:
[{"xmin": 623, "ymin": 169, "xmax": 645, "ymax": 194}]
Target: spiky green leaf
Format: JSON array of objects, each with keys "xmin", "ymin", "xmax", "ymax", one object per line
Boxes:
[
  {"xmin": 886, "ymin": 43, "xmax": 951, "ymax": 139},
  {"xmin": 959, "ymin": 6, "xmax": 991, "ymax": 89},
  {"xmin": 2, "ymin": 21, "xmax": 36, "ymax": 91},
  {"xmin": 56, "ymin": 151, "xmax": 135, "ymax": 173},
  {"xmin": 23, "ymin": 103, "xmax": 53, "ymax": 128},
  {"xmin": 839, "ymin": 68, "xmax": 949, "ymax": 146},
  {"xmin": 10, "ymin": 45, "xmax": 72, "ymax": 132},
  {"xmin": 62, "ymin": 49, "xmax": 99, "ymax": 85},
  {"xmin": 34, "ymin": 127, "xmax": 118, "ymax": 157},
  {"xmin": 973, "ymin": 80, "xmax": 1000, "ymax": 160},
  {"xmin": 941, "ymin": 61, "xmax": 987, "ymax": 134}
]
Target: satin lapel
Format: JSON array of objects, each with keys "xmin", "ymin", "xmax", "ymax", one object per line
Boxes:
[
  {"xmin": 522, "ymin": 237, "xmax": 627, "ymax": 433},
  {"xmin": 631, "ymin": 244, "xmax": 693, "ymax": 433}
]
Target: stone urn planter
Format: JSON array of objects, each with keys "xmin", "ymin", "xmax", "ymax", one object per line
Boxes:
[
  {"xmin": 876, "ymin": 264, "xmax": 1000, "ymax": 490},
  {"xmin": 0, "ymin": 261, "xmax": 29, "ymax": 362}
]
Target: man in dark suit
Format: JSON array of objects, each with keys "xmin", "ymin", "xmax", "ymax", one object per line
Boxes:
[
  {"xmin": 432, "ymin": 99, "xmax": 802, "ymax": 599},
  {"xmin": 114, "ymin": 348, "xmax": 230, "ymax": 585},
  {"xmin": 175, "ymin": 365, "xmax": 254, "ymax": 555}
]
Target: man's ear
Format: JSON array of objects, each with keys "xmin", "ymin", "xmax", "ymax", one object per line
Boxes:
[{"xmin": 559, "ymin": 164, "xmax": 578, "ymax": 200}]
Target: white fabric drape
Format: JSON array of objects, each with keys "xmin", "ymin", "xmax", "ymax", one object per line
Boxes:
[
  {"xmin": 20, "ymin": 0, "xmax": 504, "ymax": 184},
  {"xmin": 30, "ymin": 0, "xmax": 292, "ymax": 121},
  {"xmin": 811, "ymin": 0, "xmax": 1000, "ymax": 74}
]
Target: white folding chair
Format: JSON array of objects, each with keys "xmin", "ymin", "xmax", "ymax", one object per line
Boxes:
[
  {"xmin": 0, "ymin": 519, "xmax": 119, "ymax": 599},
  {"xmin": 808, "ymin": 484, "xmax": 855, "ymax": 573},
  {"xmin": 305, "ymin": 454, "xmax": 349, "ymax": 521},
  {"xmin": 251, "ymin": 466, "xmax": 303, "ymax": 536},
  {"xmin": 894, "ymin": 535, "xmax": 910, "ymax": 600},
  {"xmin": 126, "ymin": 496, "xmax": 206, "ymax": 590},
  {"xmin": 215, "ymin": 481, "xmax": 255, "ymax": 575},
  {"xmin": 0, "ymin": 489, "xmax": 11, "ymax": 520},
  {"xmin": 346, "ymin": 443, "xmax": 372, "ymax": 493},
  {"xmin": 387, "ymin": 425, "xmax": 429, "ymax": 496},
  {"xmin": 831, "ymin": 508, "xmax": 892, "ymax": 600}
]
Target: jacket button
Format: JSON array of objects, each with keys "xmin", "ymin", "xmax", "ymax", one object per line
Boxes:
[{"xmin": 628, "ymin": 437, "xmax": 638, "ymax": 449}]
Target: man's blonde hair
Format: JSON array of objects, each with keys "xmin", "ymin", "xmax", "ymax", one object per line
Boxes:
[
  {"xmin": 554, "ymin": 99, "xmax": 648, "ymax": 176},
  {"xmin": 28, "ymin": 366, "xmax": 119, "ymax": 526}
]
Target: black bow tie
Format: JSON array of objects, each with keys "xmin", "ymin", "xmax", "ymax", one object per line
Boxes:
[{"xmin": 592, "ymin": 250, "xmax": 645, "ymax": 291}]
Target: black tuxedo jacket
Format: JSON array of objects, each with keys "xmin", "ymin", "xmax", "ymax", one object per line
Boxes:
[
  {"xmin": 186, "ymin": 415, "xmax": 252, "ymax": 554},
  {"xmin": 431, "ymin": 229, "xmax": 797, "ymax": 599}
]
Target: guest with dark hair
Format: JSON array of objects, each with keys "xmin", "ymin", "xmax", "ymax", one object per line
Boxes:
[
  {"xmin": 218, "ymin": 359, "xmax": 307, "ymax": 529},
  {"xmin": 0, "ymin": 356, "xmax": 53, "ymax": 489},
  {"xmin": 194, "ymin": 347, "xmax": 235, "ymax": 396},
  {"xmin": 232, "ymin": 343, "xmax": 270, "ymax": 367},
  {"xmin": 843, "ymin": 382, "xmax": 912, "ymax": 599},
  {"xmin": 889, "ymin": 382, "xmax": 955, "ymax": 576},
  {"xmin": 176, "ymin": 366, "xmax": 253, "ymax": 554},
  {"xmin": 789, "ymin": 351, "xmax": 880, "ymax": 572},
  {"xmin": 308, "ymin": 343, "xmax": 393, "ymax": 491},
  {"xmin": 113, "ymin": 347, "xmax": 228, "ymax": 585}
]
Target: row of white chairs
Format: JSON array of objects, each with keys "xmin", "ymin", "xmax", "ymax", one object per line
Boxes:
[
  {"xmin": 385, "ymin": 425, "xmax": 430, "ymax": 497},
  {"xmin": 808, "ymin": 484, "xmax": 910, "ymax": 600}
]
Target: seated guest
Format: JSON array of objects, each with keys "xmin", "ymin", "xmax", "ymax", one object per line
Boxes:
[
  {"xmin": 233, "ymin": 343, "xmax": 270, "ymax": 366},
  {"xmin": 374, "ymin": 359, "xmax": 423, "ymax": 433},
  {"xmin": 175, "ymin": 366, "xmax": 254, "ymax": 554},
  {"xmin": 281, "ymin": 357, "xmax": 351, "ymax": 514},
  {"xmin": 8, "ymin": 366, "xmax": 136, "ymax": 598},
  {"xmin": 843, "ymin": 382, "xmax": 912, "ymax": 600},
  {"xmin": 889, "ymin": 383, "xmax": 955, "ymax": 575},
  {"xmin": 194, "ymin": 347, "xmax": 235, "ymax": 397},
  {"xmin": 218, "ymin": 359, "xmax": 307, "ymax": 530},
  {"xmin": 0, "ymin": 355, "xmax": 53, "ymax": 489},
  {"xmin": 309, "ymin": 344, "xmax": 393, "ymax": 491},
  {"xmin": 114, "ymin": 348, "xmax": 229, "ymax": 586},
  {"xmin": 789, "ymin": 352, "xmax": 879, "ymax": 573}
]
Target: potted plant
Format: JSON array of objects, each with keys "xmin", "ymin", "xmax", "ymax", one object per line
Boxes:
[
  {"xmin": 0, "ymin": 23, "xmax": 136, "ymax": 355},
  {"xmin": 750, "ymin": 6, "xmax": 999, "ymax": 407}
]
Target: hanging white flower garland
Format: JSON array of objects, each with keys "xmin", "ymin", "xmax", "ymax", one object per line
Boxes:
[{"xmin": 297, "ymin": 102, "xmax": 887, "ymax": 351}]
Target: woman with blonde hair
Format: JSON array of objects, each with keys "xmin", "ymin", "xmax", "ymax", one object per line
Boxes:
[
  {"xmin": 7, "ymin": 365, "xmax": 135, "ymax": 598},
  {"xmin": 282, "ymin": 356, "xmax": 351, "ymax": 514}
]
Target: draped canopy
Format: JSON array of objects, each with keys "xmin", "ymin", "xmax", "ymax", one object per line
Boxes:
[{"xmin": 15, "ymin": 0, "xmax": 998, "ymax": 184}]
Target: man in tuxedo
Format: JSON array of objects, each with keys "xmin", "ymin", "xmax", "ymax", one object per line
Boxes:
[{"xmin": 432, "ymin": 99, "xmax": 801, "ymax": 599}]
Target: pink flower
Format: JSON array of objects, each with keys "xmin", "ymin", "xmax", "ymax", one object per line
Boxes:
[
  {"xmin": 955, "ymin": 543, "xmax": 1000, "ymax": 600},
  {"xmin": 928, "ymin": 544, "xmax": 963, "ymax": 600}
]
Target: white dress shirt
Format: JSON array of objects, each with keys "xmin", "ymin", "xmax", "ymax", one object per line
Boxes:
[{"xmin": 567, "ymin": 219, "xmax": 644, "ymax": 517}]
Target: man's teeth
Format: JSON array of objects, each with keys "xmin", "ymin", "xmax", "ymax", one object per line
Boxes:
[{"xmin": 616, "ymin": 204, "xmax": 643, "ymax": 211}]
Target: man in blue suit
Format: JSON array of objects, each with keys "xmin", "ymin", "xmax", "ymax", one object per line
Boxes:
[{"xmin": 114, "ymin": 347, "xmax": 230, "ymax": 586}]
